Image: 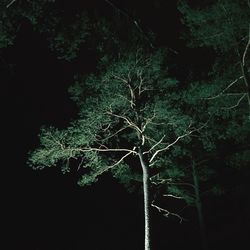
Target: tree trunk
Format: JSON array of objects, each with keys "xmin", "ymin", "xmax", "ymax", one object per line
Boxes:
[
  {"xmin": 192, "ymin": 161, "xmax": 209, "ymax": 250},
  {"xmin": 241, "ymin": 24, "xmax": 250, "ymax": 114},
  {"xmin": 138, "ymin": 150, "xmax": 151, "ymax": 250},
  {"xmin": 241, "ymin": 63, "xmax": 250, "ymax": 112}
]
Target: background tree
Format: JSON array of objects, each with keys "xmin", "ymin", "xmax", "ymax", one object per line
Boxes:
[
  {"xmin": 178, "ymin": 0, "xmax": 250, "ymax": 115},
  {"xmin": 149, "ymin": 59, "xmax": 250, "ymax": 249}
]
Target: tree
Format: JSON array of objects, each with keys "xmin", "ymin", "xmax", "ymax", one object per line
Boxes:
[
  {"xmin": 149, "ymin": 55, "xmax": 250, "ymax": 249},
  {"xmin": 28, "ymin": 49, "xmax": 202, "ymax": 250},
  {"xmin": 151, "ymin": 148, "xmax": 216, "ymax": 250},
  {"xmin": 178, "ymin": 0, "xmax": 250, "ymax": 115},
  {"xmin": 0, "ymin": 0, "xmax": 155, "ymax": 62}
]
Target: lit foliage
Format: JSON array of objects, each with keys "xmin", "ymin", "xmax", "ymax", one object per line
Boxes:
[
  {"xmin": 179, "ymin": 0, "xmax": 250, "ymax": 117},
  {"xmin": 28, "ymin": 49, "xmax": 194, "ymax": 187},
  {"xmin": 178, "ymin": 0, "xmax": 250, "ymax": 52},
  {"xmin": 155, "ymin": 0, "xmax": 250, "ymax": 208}
]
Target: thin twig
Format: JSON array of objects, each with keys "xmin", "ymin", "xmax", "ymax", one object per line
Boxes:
[
  {"xmin": 222, "ymin": 93, "xmax": 247, "ymax": 109},
  {"xmin": 6, "ymin": 0, "xmax": 16, "ymax": 8}
]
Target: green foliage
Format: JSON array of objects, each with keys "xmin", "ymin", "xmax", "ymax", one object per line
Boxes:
[
  {"xmin": 162, "ymin": 0, "xmax": 250, "ymax": 210},
  {"xmin": 44, "ymin": 12, "xmax": 90, "ymax": 61},
  {"xmin": 111, "ymin": 163, "xmax": 142, "ymax": 193},
  {"xmin": 178, "ymin": 0, "xmax": 250, "ymax": 53},
  {"xmin": 0, "ymin": 1, "xmax": 19, "ymax": 48},
  {"xmin": 29, "ymin": 48, "xmax": 194, "ymax": 189}
]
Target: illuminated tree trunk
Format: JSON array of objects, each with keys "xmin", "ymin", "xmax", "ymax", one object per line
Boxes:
[
  {"xmin": 241, "ymin": 25, "xmax": 250, "ymax": 113},
  {"xmin": 192, "ymin": 161, "xmax": 209, "ymax": 250},
  {"xmin": 138, "ymin": 149, "xmax": 151, "ymax": 250},
  {"xmin": 241, "ymin": 63, "xmax": 250, "ymax": 112}
]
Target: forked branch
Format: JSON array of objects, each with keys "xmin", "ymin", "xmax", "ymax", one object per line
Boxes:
[{"xmin": 151, "ymin": 201, "xmax": 187, "ymax": 223}]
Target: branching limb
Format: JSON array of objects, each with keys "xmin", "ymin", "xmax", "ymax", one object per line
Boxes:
[
  {"xmin": 151, "ymin": 201, "xmax": 187, "ymax": 223},
  {"xmin": 149, "ymin": 132, "xmax": 190, "ymax": 163},
  {"xmin": 89, "ymin": 151, "xmax": 134, "ymax": 177},
  {"xmin": 76, "ymin": 147, "xmax": 137, "ymax": 154},
  {"xmin": 143, "ymin": 135, "xmax": 165, "ymax": 154},
  {"xmin": 103, "ymin": 151, "xmax": 134, "ymax": 171},
  {"xmin": 149, "ymin": 121, "xmax": 209, "ymax": 163},
  {"xmin": 111, "ymin": 73, "xmax": 128, "ymax": 83},
  {"xmin": 222, "ymin": 93, "xmax": 247, "ymax": 109},
  {"xmin": 241, "ymin": 24, "xmax": 250, "ymax": 107},
  {"xmin": 111, "ymin": 72, "xmax": 136, "ymax": 108},
  {"xmin": 142, "ymin": 111, "xmax": 156, "ymax": 132},
  {"xmin": 205, "ymin": 76, "xmax": 244, "ymax": 100},
  {"xmin": 101, "ymin": 125, "xmax": 130, "ymax": 141},
  {"xmin": 107, "ymin": 111, "xmax": 142, "ymax": 133}
]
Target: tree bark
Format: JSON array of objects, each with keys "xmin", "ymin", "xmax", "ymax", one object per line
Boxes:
[
  {"xmin": 241, "ymin": 24, "xmax": 250, "ymax": 114},
  {"xmin": 192, "ymin": 161, "xmax": 209, "ymax": 250},
  {"xmin": 138, "ymin": 149, "xmax": 151, "ymax": 250},
  {"xmin": 241, "ymin": 63, "xmax": 250, "ymax": 111}
]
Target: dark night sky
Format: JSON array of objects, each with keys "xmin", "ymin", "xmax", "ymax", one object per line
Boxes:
[{"xmin": 2, "ymin": 1, "xmax": 250, "ymax": 250}]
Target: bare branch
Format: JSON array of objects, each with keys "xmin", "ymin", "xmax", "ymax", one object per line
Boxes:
[
  {"xmin": 77, "ymin": 157, "xmax": 85, "ymax": 170},
  {"xmin": 107, "ymin": 111, "xmax": 142, "ymax": 133},
  {"xmin": 105, "ymin": 151, "xmax": 133, "ymax": 169},
  {"xmin": 92, "ymin": 151, "xmax": 134, "ymax": 177},
  {"xmin": 6, "ymin": 0, "xmax": 16, "ymax": 8},
  {"xmin": 149, "ymin": 121, "xmax": 209, "ymax": 163},
  {"xmin": 149, "ymin": 131, "xmax": 191, "ymax": 163},
  {"xmin": 111, "ymin": 73, "xmax": 128, "ymax": 83},
  {"xmin": 150, "ymin": 177, "xmax": 196, "ymax": 189},
  {"xmin": 112, "ymin": 71, "xmax": 136, "ymax": 108},
  {"xmin": 142, "ymin": 111, "xmax": 156, "ymax": 132},
  {"xmin": 220, "ymin": 92, "xmax": 246, "ymax": 96},
  {"xmin": 143, "ymin": 135, "xmax": 165, "ymax": 154},
  {"xmin": 151, "ymin": 202, "xmax": 187, "ymax": 223},
  {"xmin": 163, "ymin": 194, "xmax": 184, "ymax": 199},
  {"xmin": 205, "ymin": 76, "xmax": 244, "ymax": 100},
  {"xmin": 222, "ymin": 93, "xmax": 247, "ymax": 109},
  {"xmin": 101, "ymin": 125, "xmax": 130, "ymax": 141},
  {"xmin": 76, "ymin": 147, "xmax": 137, "ymax": 154}
]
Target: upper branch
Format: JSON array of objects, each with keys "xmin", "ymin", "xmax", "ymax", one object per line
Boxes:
[
  {"xmin": 149, "ymin": 121, "xmax": 209, "ymax": 163},
  {"xmin": 107, "ymin": 111, "xmax": 142, "ymax": 134},
  {"xmin": 149, "ymin": 131, "xmax": 191, "ymax": 163},
  {"xmin": 96, "ymin": 151, "xmax": 134, "ymax": 174}
]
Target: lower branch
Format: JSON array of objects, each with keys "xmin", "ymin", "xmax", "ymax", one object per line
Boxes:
[{"xmin": 151, "ymin": 201, "xmax": 187, "ymax": 223}]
